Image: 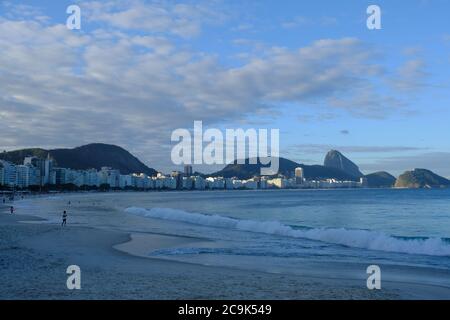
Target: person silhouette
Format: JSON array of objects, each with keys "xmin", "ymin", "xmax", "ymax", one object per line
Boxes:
[{"xmin": 62, "ymin": 210, "xmax": 68, "ymax": 227}]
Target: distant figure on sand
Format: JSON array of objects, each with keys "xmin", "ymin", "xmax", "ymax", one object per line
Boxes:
[
  {"xmin": 10, "ymin": 206, "xmax": 14, "ymax": 214},
  {"xmin": 62, "ymin": 210, "xmax": 68, "ymax": 227},
  {"xmin": 2, "ymin": 198, "xmax": 5, "ymax": 204}
]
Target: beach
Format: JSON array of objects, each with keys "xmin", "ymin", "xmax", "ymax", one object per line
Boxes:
[
  {"xmin": 1, "ymin": 190, "xmax": 450, "ymax": 300},
  {"xmin": 0, "ymin": 204, "xmax": 397, "ymax": 300}
]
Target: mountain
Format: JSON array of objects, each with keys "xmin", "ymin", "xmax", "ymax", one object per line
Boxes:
[
  {"xmin": 364, "ymin": 171, "xmax": 396, "ymax": 188},
  {"xmin": 324, "ymin": 150, "xmax": 363, "ymax": 178},
  {"xmin": 0, "ymin": 143, "xmax": 157, "ymax": 176},
  {"xmin": 211, "ymin": 157, "xmax": 358, "ymax": 181},
  {"xmin": 395, "ymin": 169, "xmax": 450, "ymax": 189}
]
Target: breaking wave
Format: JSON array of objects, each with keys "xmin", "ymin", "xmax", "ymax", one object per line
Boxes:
[{"xmin": 125, "ymin": 207, "xmax": 450, "ymax": 256}]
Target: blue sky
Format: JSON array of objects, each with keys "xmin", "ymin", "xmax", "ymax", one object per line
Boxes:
[{"xmin": 0, "ymin": 0, "xmax": 449, "ymax": 176}]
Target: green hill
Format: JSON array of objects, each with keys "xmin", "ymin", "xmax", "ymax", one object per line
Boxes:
[
  {"xmin": 395, "ymin": 169, "xmax": 450, "ymax": 189},
  {"xmin": 364, "ymin": 171, "xmax": 396, "ymax": 188},
  {"xmin": 0, "ymin": 143, "xmax": 157, "ymax": 176},
  {"xmin": 211, "ymin": 157, "xmax": 358, "ymax": 181},
  {"xmin": 324, "ymin": 150, "xmax": 363, "ymax": 178}
]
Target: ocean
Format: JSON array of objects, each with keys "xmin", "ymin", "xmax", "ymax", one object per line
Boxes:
[{"xmin": 15, "ymin": 188, "xmax": 450, "ymax": 293}]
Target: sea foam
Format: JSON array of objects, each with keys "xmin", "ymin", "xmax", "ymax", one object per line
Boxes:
[{"xmin": 125, "ymin": 207, "xmax": 450, "ymax": 256}]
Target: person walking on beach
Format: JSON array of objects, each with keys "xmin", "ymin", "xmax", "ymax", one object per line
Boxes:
[
  {"xmin": 62, "ymin": 210, "xmax": 68, "ymax": 227},
  {"xmin": 10, "ymin": 206, "xmax": 14, "ymax": 214}
]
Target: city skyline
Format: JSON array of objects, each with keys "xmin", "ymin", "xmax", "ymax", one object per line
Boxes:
[
  {"xmin": 0, "ymin": 152, "xmax": 370, "ymax": 190},
  {"xmin": 1, "ymin": 1, "xmax": 449, "ymax": 177}
]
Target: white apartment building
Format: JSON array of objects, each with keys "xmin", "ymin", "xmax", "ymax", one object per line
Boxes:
[
  {"xmin": 231, "ymin": 179, "xmax": 243, "ymax": 189},
  {"xmin": 163, "ymin": 177, "xmax": 177, "ymax": 189},
  {"xmin": 16, "ymin": 165, "xmax": 30, "ymax": 188},
  {"xmin": 243, "ymin": 179, "xmax": 258, "ymax": 190},
  {"xmin": 120, "ymin": 174, "xmax": 133, "ymax": 188},
  {"xmin": 0, "ymin": 160, "xmax": 16, "ymax": 187},
  {"xmin": 224, "ymin": 178, "xmax": 234, "ymax": 190},
  {"xmin": 267, "ymin": 178, "xmax": 288, "ymax": 189},
  {"xmin": 182, "ymin": 176, "xmax": 194, "ymax": 190},
  {"xmin": 206, "ymin": 177, "xmax": 225, "ymax": 189},
  {"xmin": 84, "ymin": 169, "xmax": 100, "ymax": 187},
  {"xmin": 194, "ymin": 176, "xmax": 206, "ymax": 190}
]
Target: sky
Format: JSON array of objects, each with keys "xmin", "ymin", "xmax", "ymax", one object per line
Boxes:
[{"xmin": 0, "ymin": 0, "xmax": 449, "ymax": 177}]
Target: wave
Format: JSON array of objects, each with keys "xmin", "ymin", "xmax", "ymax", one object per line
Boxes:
[{"xmin": 125, "ymin": 207, "xmax": 450, "ymax": 257}]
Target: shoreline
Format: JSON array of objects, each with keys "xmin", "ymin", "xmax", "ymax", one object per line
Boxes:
[{"xmin": 2, "ymin": 186, "xmax": 438, "ymax": 197}]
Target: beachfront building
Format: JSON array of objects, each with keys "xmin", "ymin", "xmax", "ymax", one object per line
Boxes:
[
  {"xmin": 206, "ymin": 177, "xmax": 225, "ymax": 189},
  {"xmin": 120, "ymin": 174, "xmax": 133, "ymax": 189},
  {"xmin": 0, "ymin": 160, "xmax": 17, "ymax": 187},
  {"xmin": 84, "ymin": 169, "xmax": 100, "ymax": 187},
  {"xmin": 107, "ymin": 170, "xmax": 120, "ymax": 188},
  {"xmin": 164, "ymin": 177, "xmax": 177, "ymax": 190},
  {"xmin": 24, "ymin": 156, "xmax": 52, "ymax": 186},
  {"xmin": 231, "ymin": 179, "xmax": 244, "ymax": 189},
  {"xmin": 266, "ymin": 178, "xmax": 288, "ymax": 189},
  {"xmin": 295, "ymin": 167, "xmax": 304, "ymax": 185},
  {"xmin": 182, "ymin": 176, "xmax": 194, "ymax": 190},
  {"xmin": 224, "ymin": 178, "xmax": 234, "ymax": 190},
  {"xmin": 131, "ymin": 173, "xmax": 154, "ymax": 189},
  {"xmin": 194, "ymin": 176, "xmax": 206, "ymax": 190},
  {"xmin": 1, "ymin": 154, "xmax": 371, "ymax": 192},
  {"xmin": 259, "ymin": 177, "xmax": 268, "ymax": 189},
  {"xmin": 16, "ymin": 165, "xmax": 31, "ymax": 188},
  {"xmin": 54, "ymin": 168, "xmax": 67, "ymax": 185},
  {"xmin": 97, "ymin": 167, "xmax": 120, "ymax": 188},
  {"xmin": 184, "ymin": 165, "xmax": 193, "ymax": 177},
  {"xmin": 63, "ymin": 169, "xmax": 82, "ymax": 186},
  {"xmin": 171, "ymin": 171, "xmax": 183, "ymax": 189},
  {"xmin": 42, "ymin": 154, "xmax": 54, "ymax": 185},
  {"xmin": 360, "ymin": 177, "xmax": 368, "ymax": 188},
  {"xmin": 153, "ymin": 177, "xmax": 164, "ymax": 189},
  {"xmin": 0, "ymin": 165, "xmax": 4, "ymax": 187},
  {"xmin": 243, "ymin": 179, "xmax": 258, "ymax": 190}
]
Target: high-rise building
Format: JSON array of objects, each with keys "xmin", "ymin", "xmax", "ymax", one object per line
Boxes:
[
  {"xmin": 0, "ymin": 160, "xmax": 17, "ymax": 187},
  {"xmin": 171, "ymin": 171, "xmax": 183, "ymax": 189},
  {"xmin": 54, "ymin": 168, "xmax": 67, "ymax": 185},
  {"xmin": 295, "ymin": 167, "xmax": 304, "ymax": 184},
  {"xmin": 43, "ymin": 153, "xmax": 54, "ymax": 185},
  {"xmin": 184, "ymin": 165, "xmax": 193, "ymax": 177},
  {"xmin": 16, "ymin": 165, "xmax": 30, "ymax": 188},
  {"xmin": 0, "ymin": 165, "xmax": 4, "ymax": 186},
  {"xmin": 24, "ymin": 155, "xmax": 53, "ymax": 186},
  {"xmin": 359, "ymin": 177, "xmax": 368, "ymax": 188}
]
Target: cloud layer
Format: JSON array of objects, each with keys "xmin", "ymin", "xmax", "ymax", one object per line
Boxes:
[{"xmin": 0, "ymin": 0, "xmax": 437, "ymax": 172}]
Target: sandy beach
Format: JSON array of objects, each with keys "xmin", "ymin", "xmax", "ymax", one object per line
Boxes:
[{"xmin": 0, "ymin": 203, "xmax": 404, "ymax": 300}]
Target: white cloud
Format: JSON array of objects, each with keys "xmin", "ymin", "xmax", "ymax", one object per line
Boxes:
[
  {"xmin": 359, "ymin": 152, "xmax": 450, "ymax": 178},
  {"xmin": 82, "ymin": 0, "xmax": 225, "ymax": 38},
  {"xmin": 393, "ymin": 59, "xmax": 428, "ymax": 91},
  {"xmin": 287, "ymin": 144, "xmax": 425, "ymax": 155},
  {"xmin": 0, "ymin": 3, "xmax": 411, "ymax": 171}
]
